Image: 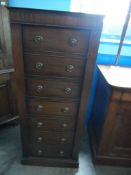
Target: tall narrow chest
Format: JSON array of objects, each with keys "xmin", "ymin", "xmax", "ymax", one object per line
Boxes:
[{"xmin": 10, "ymin": 7, "xmax": 103, "ymax": 167}]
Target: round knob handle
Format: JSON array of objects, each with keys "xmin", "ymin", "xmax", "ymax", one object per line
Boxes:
[
  {"xmin": 37, "ymin": 137, "xmax": 43, "ymax": 142},
  {"xmin": 66, "ymin": 65, "xmax": 74, "ymax": 72},
  {"xmin": 37, "ymin": 105, "xmax": 44, "ymax": 112},
  {"xmin": 38, "ymin": 149, "xmax": 43, "ymax": 156},
  {"xmin": 37, "ymin": 122, "xmax": 43, "ymax": 128},
  {"xmin": 62, "ymin": 123, "xmax": 68, "ymax": 128},
  {"xmin": 36, "ymin": 62, "xmax": 44, "ymax": 71},
  {"xmin": 60, "ymin": 138, "xmax": 66, "ymax": 143},
  {"xmin": 36, "ymin": 85, "xmax": 44, "ymax": 93},
  {"xmin": 62, "ymin": 107, "xmax": 69, "ymax": 113},
  {"xmin": 59, "ymin": 151, "xmax": 64, "ymax": 157},
  {"xmin": 34, "ymin": 35, "xmax": 43, "ymax": 42},
  {"xmin": 64, "ymin": 87, "xmax": 72, "ymax": 95},
  {"xmin": 69, "ymin": 38, "xmax": 78, "ymax": 47}
]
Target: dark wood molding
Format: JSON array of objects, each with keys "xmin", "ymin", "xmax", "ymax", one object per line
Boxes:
[{"xmin": 9, "ymin": 8, "xmax": 103, "ymax": 30}]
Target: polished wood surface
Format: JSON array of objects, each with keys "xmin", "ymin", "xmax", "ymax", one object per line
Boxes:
[
  {"xmin": 9, "ymin": 8, "xmax": 103, "ymax": 29},
  {"xmin": 27, "ymin": 98, "xmax": 79, "ymax": 116},
  {"xmin": 89, "ymin": 65, "xmax": 131, "ymax": 166},
  {"xmin": 23, "ymin": 26, "xmax": 89, "ymax": 54},
  {"xmin": 30, "ymin": 145, "xmax": 73, "ymax": 159},
  {"xmin": 10, "ymin": 7, "xmax": 103, "ymax": 167},
  {"xmin": 28, "ymin": 116, "xmax": 76, "ymax": 132},
  {"xmin": 26, "ymin": 78, "xmax": 81, "ymax": 99},
  {"xmin": 24, "ymin": 53, "xmax": 85, "ymax": 78},
  {"xmin": 29, "ymin": 130, "xmax": 74, "ymax": 145}
]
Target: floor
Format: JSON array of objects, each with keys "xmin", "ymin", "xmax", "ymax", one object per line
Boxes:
[{"xmin": 0, "ymin": 125, "xmax": 131, "ymax": 175}]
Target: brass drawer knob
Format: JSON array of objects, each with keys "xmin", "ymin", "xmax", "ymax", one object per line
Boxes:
[
  {"xmin": 37, "ymin": 122, "xmax": 43, "ymax": 128},
  {"xmin": 62, "ymin": 107, "xmax": 69, "ymax": 113},
  {"xmin": 66, "ymin": 65, "xmax": 74, "ymax": 72},
  {"xmin": 69, "ymin": 38, "xmax": 78, "ymax": 47},
  {"xmin": 60, "ymin": 138, "xmax": 66, "ymax": 143},
  {"xmin": 38, "ymin": 149, "xmax": 43, "ymax": 156},
  {"xmin": 37, "ymin": 137, "xmax": 43, "ymax": 142},
  {"xmin": 62, "ymin": 123, "xmax": 68, "ymax": 128},
  {"xmin": 36, "ymin": 85, "xmax": 44, "ymax": 93},
  {"xmin": 59, "ymin": 151, "xmax": 64, "ymax": 156},
  {"xmin": 34, "ymin": 35, "xmax": 43, "ymax": 42},
  {"xmin": 36, "ymin": 62, "xmax": 44, "ymax": 71},
  {"xmin": 37, "ymin": 105, "xmax": 44, "ymax": 112},
  {"xmin": 64, "ymin": 88, "xmax": 72, "ymax": 95}
]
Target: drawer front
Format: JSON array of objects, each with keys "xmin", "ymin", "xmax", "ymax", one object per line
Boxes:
[
  {"xmin": 27, "ymin": 99, "xmax": 79, "ymax": 116},
  {"xmin": 24, "ymin": 53, "xmax": 85, "ymax": 78},
  {"xmin": 23, "ymin": 26, "xmax": 89, "ymax": 54},
  {"xmin": 28, "ymin": 117, "xmax": 76, "ymax": 132},
  {"xmin": 30, "ymin": 131, "xmax": 74, "ymax": 146},
  {"xmin": 121, "ymin": 92, "xmax": 131, "ymax": 102},
  {"xmin": 30, "ymin": 145, "xmax": 73, "ymax": 159},
  {"xmin": 112, "ymin": 90, "xmax": 131, "ymax": 102},
  {"xmin": 26, "ymin": 78, "xmax": 81, "ymax": 99}
]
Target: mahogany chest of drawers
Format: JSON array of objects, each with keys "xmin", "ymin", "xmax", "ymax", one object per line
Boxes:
[{"xmin": 10, "ymin": 8, "xmax": 103, "ymax": 167}]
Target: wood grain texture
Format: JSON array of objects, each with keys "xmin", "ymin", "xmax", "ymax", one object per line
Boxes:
[
  {"xmin": 89, "ymin": 65, "xmax": 131, "ymax": 166},
  {"xmin": 23, "ymin": 25, "xmax": 90, "ymax": 55},
  {"xmin": 11, "ymin": 24, "xmax": 30, "ymax": 156},
  {"xmin": 9, "ymin": 8, "xmax": 103, "ymax": 30},
  {"xmin": 26, "ymin": 78, "xmax": 81, "ymax": 99},
  {"xmin": 29, "ymin": 130, "xmax": 74, "ymax": 146},
  {"xmin": 73, "ymin": 30, "xmax": 103, "ymax": 159},
  {"xmin": 28, "ymin": 116, "xmax": 76, "ymax": 132},
  {"xmin": 21, "ymin": 157, "xmax": 78, "ymax": 168},
  {"xmin": 24, "ymin": 53, "xmax": 85, "ymax": 78},
  {"xmin": 30, "ymin": 145, "xmax": 73, "ymax": 159},
  {"xmin": 27, "ymin": 98, "xmax": 79, "ymax": 116},
  {"xmin": 10, "ymin": 8, "xmax": 104, "ymax": 167}
]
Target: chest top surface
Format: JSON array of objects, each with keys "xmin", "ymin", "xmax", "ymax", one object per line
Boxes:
[{"xmin": 98, "ymin": 65, "xmax": 131, "ymax": 89}]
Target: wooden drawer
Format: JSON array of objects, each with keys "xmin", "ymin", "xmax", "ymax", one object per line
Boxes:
[
  {"xmin": 26, "ymin": 78, "xmax": 81, "ymax": 99},
  {"xmin": 112, "ymin": 90, "xmax": 131, "ymax": 102},
  {"xmin": 24, "ymin": 53, "xmax": 85, "ymax": 78},
  {"xmin": 121, "ymin": 92, "xmax": 131, "ymax": 102},
  {"xmin": 23, "ymin": 26, "xmax": 89, "ymax": 54},
  {"xmin": 30, "ymin": 145, "xmax": 73, "ymax": 159},
  {"xmin": 30, "ymin": 131, "xmax": 74, "ymax": 146},
  {"xmin": 28, "ymin": 116, "xmax": 76, "ymax": 132},
  {"xmin": 27, "ymin": 99, "xmax": 79, "ymax": 116}
]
